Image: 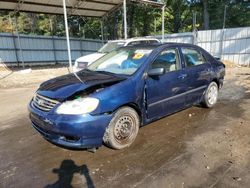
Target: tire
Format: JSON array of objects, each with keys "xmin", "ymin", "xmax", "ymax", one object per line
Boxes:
[
  {"xmin": 202, "ymin": 81, "xmax": 219, "ymax": 108},
  {"xmin": 103, "ymin": 107, "xmax": 140, "ymax": 150}
]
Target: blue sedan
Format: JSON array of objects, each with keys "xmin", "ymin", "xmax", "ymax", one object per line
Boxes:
[{"xmin": 28, "ymin": 43, "xmax": 225, "ymax": 150}]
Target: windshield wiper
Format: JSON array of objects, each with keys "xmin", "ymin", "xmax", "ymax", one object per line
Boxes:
[
  {"xmin": 95, "ymin": 70, "xmax": 129, "ymax": 78},
  {"xmin": 95, "ymin": 70, "xmax": 115, "ymax": 75}
]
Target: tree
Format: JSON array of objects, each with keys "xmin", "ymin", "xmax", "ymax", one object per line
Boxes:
[
  {"xmin": 225, "ymin": 0, "xmax": 250, "ymax": 28},
  {"xmin": 202, "ymin": 0, "xmax": 209, "ymax": 29},
  {"xmin": 0, "ymin": 1, "xmax": 249, "ymax": 39},
  {"xmin": 163, "ymin": 0, "xmax": 193, "ymax": 33}
]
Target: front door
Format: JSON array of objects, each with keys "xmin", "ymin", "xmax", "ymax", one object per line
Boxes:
[{"xmin": 146, "ymin": 48, "xmax": 187, "ymax": 120}]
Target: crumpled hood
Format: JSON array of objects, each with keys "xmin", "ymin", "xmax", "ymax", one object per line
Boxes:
[{"xmin": 37, "ymin": 70, "xmax": 126, "ymax": 100}]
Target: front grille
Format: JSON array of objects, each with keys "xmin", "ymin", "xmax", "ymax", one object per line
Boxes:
[{"xmin": 32, "ymin": 93, "xmax": 59, "ymax": 112}]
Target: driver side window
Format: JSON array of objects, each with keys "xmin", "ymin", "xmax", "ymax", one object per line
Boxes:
[{"xmin": 152, "ymin": 48, "xmax": 179, "ymax": 72}]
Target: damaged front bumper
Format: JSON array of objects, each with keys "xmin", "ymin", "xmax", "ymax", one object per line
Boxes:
[{"xmin": 28, "ymin": 101, "xmax": 113, "ymax": 149}]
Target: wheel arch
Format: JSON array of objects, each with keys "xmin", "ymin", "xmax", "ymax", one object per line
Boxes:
[
  {"xmin": 211, "ymin": 78, "xmax": 220, "ymax": 88},
  {"xmin": 116, "ymin": 103, "xmax": 142, "ymax": 124}
]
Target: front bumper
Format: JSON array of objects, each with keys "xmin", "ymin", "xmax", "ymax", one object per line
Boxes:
[{"xmin": 28, "ymin": 101, "xmax": 112, "ymax": 149}]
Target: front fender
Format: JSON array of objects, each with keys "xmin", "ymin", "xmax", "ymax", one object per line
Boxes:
[{"xmin": 90, "ymin": 76, "xmax": 145, "ymax": 115}]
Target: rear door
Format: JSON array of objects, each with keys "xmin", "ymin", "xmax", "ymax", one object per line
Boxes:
[
  {"xmin": 180, "ymin": 47, "xmax": 212, "ymax": 106},
  {"xmin": 146, "ymin": 47, "xmax": 187, "ymax": 120}
]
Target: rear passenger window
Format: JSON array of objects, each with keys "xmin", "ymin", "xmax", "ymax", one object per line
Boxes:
[
  {"xmin": 182, "ymin": 48, "xmax": 205, "ymax": 67},
  {"xmin": 152, "ymin": 49, "xmax": 179, "ymax": 72}
]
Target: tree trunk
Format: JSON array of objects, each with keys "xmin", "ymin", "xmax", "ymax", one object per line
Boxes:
[
  {"xmin": 203, "ymin": 0, "xmax": 210, "ymax": 30},
  {"xmin": 128, "ymin": 4, "xmax": 135, "ymax": 38},
  {"xmin": 142, "ymin": 7, "xmax": 149, "ymax": 36},
  {"xmin": 173, "ymin": 12, "xmax": 180, "ymax": 33}
]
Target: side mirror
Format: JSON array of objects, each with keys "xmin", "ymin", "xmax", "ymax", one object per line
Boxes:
[{"xmin": 148, "ymin": 68, "xmax": 165, "ymax": 77}]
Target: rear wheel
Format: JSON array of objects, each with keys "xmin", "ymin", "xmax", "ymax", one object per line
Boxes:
[
  {"xmin": 103, "ymin": 107, "xmax": 139, "ymax": 150},
  {"xmin": 202, "ymin": 82, "xmax": 219, "ymax": 108}
]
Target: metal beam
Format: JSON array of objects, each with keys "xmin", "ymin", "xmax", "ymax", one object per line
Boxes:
[
  {"xmin": 131, "ymin": 0, "xmax": 164, "ymax": 7},
  {"xmin": 13, "ymin": 0, "xmax": 24, "ymax": 14},
  {"xmin": 2, "ymin": 0, "xmax": 119, "ymax": 7},
  {"xmin": 1, "ymin": 8, "xmax": 102, "ymax": 18},
  {"xmin": 3, "ymin": 0, "xmax": 109, "ymax": 13},
  {"xmin": 102, "ymin": 2, "xmax": 123, "ymax": 18},
  {"xmin": 68, "ymin": 0, "xmax": 85, "ymax": 15},
  {"xmin": 84, "ymin": 0, "xmax": 119, "ymax": 6}
]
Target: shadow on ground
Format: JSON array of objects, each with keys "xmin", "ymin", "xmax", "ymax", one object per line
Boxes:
[{"xmin": 45, "ymin": 160, "xmax": 95, "ymax": 188}]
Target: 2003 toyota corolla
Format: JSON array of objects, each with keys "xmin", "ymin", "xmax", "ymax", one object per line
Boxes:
[{"xmin": 28, "ymin": 43, "xmax": 225, "ymax": 150}]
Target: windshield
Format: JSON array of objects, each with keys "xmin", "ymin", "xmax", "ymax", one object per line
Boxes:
[
  {"xmin": 98, "ymin": 42, "xmax": 125, "ymax": 53},
  {"xmin": 88, "ymin": 48, "xmax": 153, "ymax": 75}
]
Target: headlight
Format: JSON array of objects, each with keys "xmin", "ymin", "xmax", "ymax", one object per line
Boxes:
[{"xmin": 56, "ymin": 97, "xmax": 99, "ymax": 115}]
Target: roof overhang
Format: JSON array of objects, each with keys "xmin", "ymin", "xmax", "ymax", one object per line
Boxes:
[
  {"xmin": 0, "ymin": 0, "xmax": 164, "ymax": 18},
  {"xmin": 131, "ymin": 0, "xmax": 164, "ymax": 7}
]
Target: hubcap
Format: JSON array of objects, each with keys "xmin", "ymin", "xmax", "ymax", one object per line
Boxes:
[
  {"xmin": 114, "ymin": 115, "xmax": 134, "ymax": 143},
  {"xmin": 207, "ymin": 85, "xmax": 218, "ymax": 105}
]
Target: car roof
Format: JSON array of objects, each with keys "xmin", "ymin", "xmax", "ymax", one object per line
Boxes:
[
  {"xmin": 119, "ymin": 42, "xmax": 199, "ymax": 50},
  {"xmin": 108, "ymin": 37, "xmax": 160, "ymax": 43}
]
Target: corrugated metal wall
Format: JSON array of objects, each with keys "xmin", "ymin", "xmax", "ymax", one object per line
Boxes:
[
  {"xmin": 157, "ymin": 27, "xmax": 250, "ymax": 66},
  {"xmin": 0, "ymin": 33, "xmax": 104, "ymax": 66},
  {"xmin": 0, "ymin": 27, "xmax": 249, "ymax": 66},
  {"xmin": 159, "ymin": 32, "xmax": 194, "ymax": 44},
  {"xmin": 197, "ymin": 27, "xmax": 250, "ymax": 66}
]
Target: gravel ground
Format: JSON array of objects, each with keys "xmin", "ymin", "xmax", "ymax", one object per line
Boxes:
[{"xmin": 0, "ymin": 65, "xmax": 249, "ymax": 188}]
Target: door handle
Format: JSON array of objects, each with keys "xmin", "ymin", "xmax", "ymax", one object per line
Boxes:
[{"xmin": 178, "ymin": 74, "xmax": 187, "ymax": 79}]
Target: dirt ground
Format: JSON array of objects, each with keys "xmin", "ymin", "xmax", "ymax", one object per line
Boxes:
[
  {"xmin": 0, "ymin": 64, "xmax": 249, "ymax": 188},
  {"xmin": 0, "ymin": 65, "xmax": 69, "ymax": 88}
]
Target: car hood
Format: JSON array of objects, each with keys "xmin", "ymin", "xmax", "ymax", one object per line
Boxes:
[
  {"xmin": 75, "ymin": 53, "xmax": 105, "ymax": 64},
  {"xmin": 37, "ymin": 70, "xmax": 126, "ymax": 101}
]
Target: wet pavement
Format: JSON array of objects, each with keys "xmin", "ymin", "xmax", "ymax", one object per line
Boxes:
[{"xmin": 0, "ymin": 68, "xmax": 250, "ymax": 188}]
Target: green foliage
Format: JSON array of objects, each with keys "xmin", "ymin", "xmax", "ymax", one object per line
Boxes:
[
  {"xmin": 190, "ymin": 0, "xmax": 250, "ymax": 30},
  {"xmin": 163, "ymin": 0, "xmax": 193, "ymax": 33},
  {"xmin": 0, "ymin": 0, "xmax": 249, "ymax": 39}
]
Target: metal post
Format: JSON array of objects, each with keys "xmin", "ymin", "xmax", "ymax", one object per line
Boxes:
[
  {"xmin": 223, "ymin": 5, "xmax": 227, "ymax": 29},
  {"xmin": 101, "ymin": 19, "xmax": 104, "ymax": 43},
  {"xmin": 9, "ymin": 15, "xmax": 19, "ymax": 67},
  {"xmin": 219, "ymin": 5, "xmax": 227, "ymax": 59},
  {"xmin": 14, "ymin": 16, "xmax": 25, "ymax": 69},
  {"xmin": 154, "ymin": 18, "xmax": 156, "ymax": 34},
  {"xmin": 80, "ymin": 38, "xmax": 84, "ymax": 56},
  {"xmin": 192, "ymin": 11, "xmax": 197, "ymax": 31},
  {"xmin": 162, "ymin": 5, "xmax": 165, "ymax": 40},
  {"xmin": 123, "ymin": 0, "xmax": 127, "ymax": 39},
  {"xmin": 50, "ymin": 19, "xmax": 57, "ymax": 64},
  {"xmin": 192, "ymin": 11, "xmax": 197, "ymax": 45},
  {"xmin": 62, "ymin": 0, "xmax": 72, "ymax": 71}
]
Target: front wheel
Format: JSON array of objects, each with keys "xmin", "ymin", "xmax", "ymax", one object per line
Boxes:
[
  {"xmin": 202, "ymin": 82, "xmax": 219, "ymax": 108},
  {"xmin": 103, "ymin": 107, "xmax": 140, "ymax": 150}
]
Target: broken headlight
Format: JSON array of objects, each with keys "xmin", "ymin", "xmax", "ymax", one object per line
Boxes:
[{"xmin": 56, "ymin": 97, "xmax": 99, "ymax": 115}]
